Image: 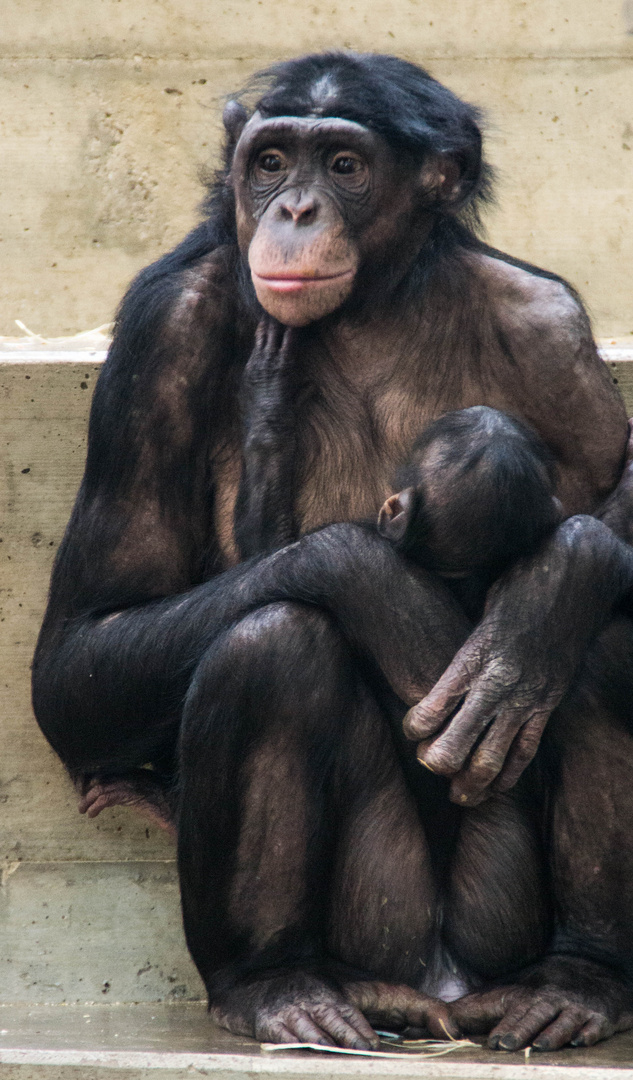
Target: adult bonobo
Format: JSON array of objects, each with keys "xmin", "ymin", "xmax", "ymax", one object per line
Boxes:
[{"xmin": 33, "ymin": 52, "xmax": 633, "ymax": 1051}]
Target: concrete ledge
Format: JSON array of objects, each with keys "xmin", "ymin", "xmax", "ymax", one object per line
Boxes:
[
  {"xmin": 2, "ymin": 345, "xmax": 633, "ymax": 363},
  {"xmin": 1, "ymin": 1004, "xmax": 633, "ymax": 1080}
]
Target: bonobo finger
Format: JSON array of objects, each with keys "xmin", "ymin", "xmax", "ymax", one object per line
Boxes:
[
  {"xmin": 490, "ymin": 1001, "xmax": 560, "ymax": 1051},
  {"xmin": 84, "ymin": 795, "xmax": 113, "ymax": 818},
  {"xmin": 448, "ymin": 710, "xmax": 524, "ymax": 805},
  {"xmin": 252, "ymin": 313, "xmax": 283, "ymax": 361},
  {"xmin": 254, "ymin": 317, "xmax": 268, "ymax": 351},
  {"xmin": 278, "ymin": 323, "xmax": 298, "ymax": 358},
  {"xmin": 423, "ymin": 1004, "xmax": 461, "ymax": 1041},
  {"xmin": 531, "ymin": 1007, "xmax": 587, "ymax": 1050},
  {"xmin": 264, "ymin": 1021, "xmax": 296, "ymax": 1044},
  {"xmin": 571, "ymin": 1016, "xmax": 610, "ymax": 1047},
  {"xmin": 449, "ymin": 990, "xmax": 508, "ymax": 1034},
  {"xmin": 342, "ymin": 1007, "xmax": 381, "ymax": 1049},
  {"xmin": 77, "ymin": 790, "xmax": 98, "ymax": 814},
  {"xmin": 287, "ymin": 1009, "xmax": 336, "ymax": 1046},
  {"xmin": 403, "ymin": 665, "xmax": 470, "ymax": 740},
  {"xmin": 78, "ymin": 786, "xmax": 115, "ymax": 817},
  {"xmin": 316, "ymin": 1006, "xmax": 379, "ymax": 1050},
  {"xmin": 417, "ymin": 691, "xmax": 495, "ymax": 776},
  {"xmin": 493, "ymin": 714, "xmax": 548, "ymax": 794},
  {"xmin": 264, "ymin": 315, "xmax": 283, "ymax": 356}
]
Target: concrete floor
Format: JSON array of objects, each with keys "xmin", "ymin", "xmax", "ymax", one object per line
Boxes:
[{"xmin": 1, "ymin": 1003, "xmax": 633, "ymax": 1080}]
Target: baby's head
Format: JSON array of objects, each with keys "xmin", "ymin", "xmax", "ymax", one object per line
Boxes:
[{"xmin": 378, "ymin": 407, "xmax": 561, "ymax": 577}]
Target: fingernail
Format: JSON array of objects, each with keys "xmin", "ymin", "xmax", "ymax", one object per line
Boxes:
[
  {"xmin": 498, "ymin": 1035, "xmax": 518, "ymax": 1050},
  {"xmin": 532, "ymin": 1040, "xmax": 549, "ymax": 1051}
]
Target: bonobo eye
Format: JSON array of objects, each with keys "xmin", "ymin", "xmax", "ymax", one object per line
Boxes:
[
  {"xmin": 255, "ymin": 150, "xmax": 287, "ymax": 176},
  {"xmin": 330, "ymin": 152, "xmax": 365, "ymax": 176}
]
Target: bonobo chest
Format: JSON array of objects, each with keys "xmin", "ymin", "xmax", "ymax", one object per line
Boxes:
[{"xmin": 212, "ymin": 322, "xmax": 496, "ymax": 567}]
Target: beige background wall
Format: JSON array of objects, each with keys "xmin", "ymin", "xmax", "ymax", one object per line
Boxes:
[{"xmin": 1, "ymin": 0, "xmax": 632, "ymax": 340}]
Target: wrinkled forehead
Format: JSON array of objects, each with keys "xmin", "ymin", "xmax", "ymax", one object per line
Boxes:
[{"xmin": 234, "ymin": 112, "xmax": 377, "ymax": 160}]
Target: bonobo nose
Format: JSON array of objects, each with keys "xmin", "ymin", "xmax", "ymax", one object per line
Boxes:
[{"xmin": 277, "ymin": 194, "xmax": 320, "ymax": 225}]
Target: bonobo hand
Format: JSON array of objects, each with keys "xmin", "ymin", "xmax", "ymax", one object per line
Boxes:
[
  {"xmin": 404, "ymin": 516, "xmax": 633, "ymax": 805},
  {"xmin": 235, "ymin": 315, "xmax": 300, "ymax": 559},
  {"xmin": 242, "ymin": 314, "xmax": 298, "ymax": 415}
]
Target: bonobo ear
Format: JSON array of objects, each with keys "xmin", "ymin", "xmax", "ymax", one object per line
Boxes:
[
  {"xmin": 377, "ymin": 488, "xmax": 415, "ymax": 542},
  {"xmin": 222, "ymin": 100, "xmax": 248, "ymax": 144},
  {"xmin": 419, "ymin": 144, "xmax": 481, "ymax": 212}
]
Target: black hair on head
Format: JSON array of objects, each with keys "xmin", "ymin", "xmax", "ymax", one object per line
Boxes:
[{"xmin": 233, "ymin": 52, "xmax": 493, "ymax": 230}]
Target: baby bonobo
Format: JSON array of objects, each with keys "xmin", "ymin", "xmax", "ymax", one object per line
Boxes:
[{"xmin": 377, "ymin": 407, "xmax": 563, "ymax": 618}]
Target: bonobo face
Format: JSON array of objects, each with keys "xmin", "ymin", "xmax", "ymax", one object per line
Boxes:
[{"xmin": 231, "ymin": 114, "xmax": 419, "ymax": 326}]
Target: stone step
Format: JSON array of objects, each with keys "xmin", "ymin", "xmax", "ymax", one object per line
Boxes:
[{"xmin": 1, "ymin": 1003, "xmax": 633, "ymax": 1080}]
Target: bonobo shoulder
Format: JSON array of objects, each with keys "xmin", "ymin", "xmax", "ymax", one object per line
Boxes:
[
  {"xmin": 161, "ymin": 246, "xmax": 237, "ymax": 339},
  {"xmin": 470, "ymin": 252, "xmax": 626, "ymax": 512},
  {"xmin": 473, "ymin": 252, "xmax": 590, "ymax": 351},
  {"xmin": 110, "ymin": 242, "xmax": 239, "ymax": 377}
]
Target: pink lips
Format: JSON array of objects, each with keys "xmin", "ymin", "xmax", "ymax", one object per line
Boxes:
[{"xmin": 251, "ymin": 269, "xmax": 353, "ymax": 293}]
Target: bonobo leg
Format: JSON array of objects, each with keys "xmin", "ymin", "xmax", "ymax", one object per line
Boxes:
[
  {"xmin": 34, "ymin": 523, "xmax": 470, "ymax": 831},
  {"xmin": 449, "ymin": 616, "xmax": 633, "ymax": 1050},
  {"xmin": 178, "ymin": 602, "xmax": 455, "ymax": 1046}
]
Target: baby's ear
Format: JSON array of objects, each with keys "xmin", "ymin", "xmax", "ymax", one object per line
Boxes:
[{"xmin": 377, "ymin": 487, "xmax": 415, "ymax": 541}]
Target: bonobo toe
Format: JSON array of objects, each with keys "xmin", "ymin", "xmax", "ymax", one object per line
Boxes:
[
  {"xmin": 449, "ymin": 968, "xmax": 633, "ymax": 1052},
  {"xmin": 343, "ymin": 980, "xmax": 460, "ymax": 1040}
]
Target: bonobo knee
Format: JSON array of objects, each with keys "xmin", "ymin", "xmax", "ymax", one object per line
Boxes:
[
  {"xmin": 227, "ymin": 601, "xmax": 341, "ymax": 666},
  {"xmin": 185, "ymin": 602, "xmax": 347, "ymax": 721},
  {"xmin": 179, "ymin": 602, "xmax": 353, "ymax": 774}
]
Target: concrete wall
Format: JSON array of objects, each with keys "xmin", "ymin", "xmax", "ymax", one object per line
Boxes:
[
  {"xmin": 1, "ymin": 0, "xmax": 633, "ymax": 340},
  {"xmin": 0, "ymin": 355, "xmax": 204, "ymax": 1003}
]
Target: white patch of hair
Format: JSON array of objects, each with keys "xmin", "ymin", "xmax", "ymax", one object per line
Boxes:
[{"xmin": 309, "ymin": 74, "xmax": 339, "ymax": 114}]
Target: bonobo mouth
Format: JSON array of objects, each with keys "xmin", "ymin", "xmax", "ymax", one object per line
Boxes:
[{"xmin": 251, "ymin": 269, "xmax": 354, "ymax": 294}]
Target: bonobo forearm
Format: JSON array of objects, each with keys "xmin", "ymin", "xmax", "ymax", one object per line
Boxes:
[
  {"xmin": 234, "ymin": 318, "xmax": 299, "ymax": 558},
  {"xmin": 594, "ymin": 421, "xmax": 633, "ymax": 546},
  {"xmin": 405, "ymin": 515, "xmax": 633, "ymax": 804},
  {"xmin": 234, "ymin": 435, "xmax": 297, "ymax": 558},
  {"xmin": 169, "ymin": 523, "xmax": 469, "ymax": 703},
  {"xmin": 232, "ymin": 523, "xmax": 471, "ymax": 701},
  {"xmin": 35, "ymin": 521, "xmax": 470, "ymax": 767},
  {"xmin": 596, "ymin": 469, "xmax": 633, "ymax": 547},
  {"xmin": 485, "ymin": 515, "xmax": 633, "ymax": 672}
]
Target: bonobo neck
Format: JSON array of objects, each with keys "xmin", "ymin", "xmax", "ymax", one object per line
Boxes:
[{"xmin": 340, "ymin": 215, "xmax": 477, "ymax": 326}]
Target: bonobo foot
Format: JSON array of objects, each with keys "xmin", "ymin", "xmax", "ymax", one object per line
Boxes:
[
  {"xmin": 449, "ymin": 957, "xmax": 633, "ymax": 1050},
  {"xmin": 77, "ymin": 768, "xmax": 176, "ymax": 837},
  {"xmin": 209, "ymin": 971, "xmax": 380, "ymax": 1048}
]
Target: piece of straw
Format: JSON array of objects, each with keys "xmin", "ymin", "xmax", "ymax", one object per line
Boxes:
[{"xmin": 260, "ymin": 1038, "xmax": 480, "ymax": 1058}]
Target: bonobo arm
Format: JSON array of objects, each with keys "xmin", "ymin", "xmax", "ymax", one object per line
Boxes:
[
  {"xmin": 234, "ymin": 316, "xmax": 299, "ymax": 559},
  {"xmin": 405, "ymin": 516, "xmax": 633, "ymax": 806},
  {"xmin": 595, "ymin": 419, "xmax": 633, "ymax": 545}
]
